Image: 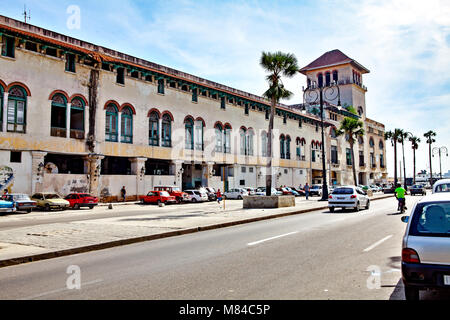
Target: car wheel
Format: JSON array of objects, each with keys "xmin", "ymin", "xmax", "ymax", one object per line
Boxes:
[
  {"xmin": 157, "ymin": 200, "xmax": 162, "ymax": 205},
  {"xmin": 45, "ymin": 204, "xmax": 50, "ymax": 212},
  {"xmin": 238, "ymin": 195, "xmax": 242, "ymax": 200},
  {"xmin": 176, "ymin": 197, "xmax": 181, "ymax": 204},
  {"xmin": 89, "ymin": 205, "xmax": 94, "ymax": 210},
  {"xmin": 404, "ymin": 286, "xmax": 419, "ymax": 301},
  {"xmin": 192, "ymin": 198, "xmax": 197, "ymax": 203},
  {"xmin": 365, "ymin": 200, "xmax": 370, "ymax": 210},
  {"xmin": 354, "ymin": 202, "xmax": 360, "ymax": 212},
  {"xmin": 26, "ymin": 209, "xmax": 32, "ymax": 213},
  {"xmin": 74, "ymin": 203, "xmax": 80, "ymax": 210},
  {"xmin": 329, "ymin": 207, "xmax": 335, "ymax": 213}
]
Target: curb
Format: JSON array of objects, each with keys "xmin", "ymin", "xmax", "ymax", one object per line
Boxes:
[{"xmin": 0, "ymin": 194, "xmax": 393, "ymax": 269}]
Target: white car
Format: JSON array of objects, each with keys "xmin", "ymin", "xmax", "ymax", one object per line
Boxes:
[
  {"xmin": 224, "ymin": 188, "xmax": 249, "ymax": 200},
  {"xmin": 255, "ymin": 187, "xmax": 282, "ymax": 196},
  {"xmin": 328, "ymin": 186, "xmax": 370, "ymax": 212},
  {"xmin": 184, "ymin": 190, "xmax": 208, "ymax": 203},
  {"xmin": 432, "ymin": 179, "xmax": 450, "ymax": 194}
]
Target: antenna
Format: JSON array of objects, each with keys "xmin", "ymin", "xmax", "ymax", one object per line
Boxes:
[{"xmin": 22, "ymin": 5, "xmax": 31, "ymax": 23}]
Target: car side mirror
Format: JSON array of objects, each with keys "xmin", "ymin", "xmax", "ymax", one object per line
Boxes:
[{"xmin": 401, "ymin": 216, "xmax": 409, "ymax": 223}]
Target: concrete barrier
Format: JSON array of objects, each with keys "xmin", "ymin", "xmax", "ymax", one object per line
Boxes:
[{"xmin": 243, "ymin": 195, "xmax": 296, "ymax": 209}]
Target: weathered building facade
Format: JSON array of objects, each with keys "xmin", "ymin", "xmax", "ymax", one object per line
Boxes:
[{"xmin": 0, "ymin": 16, "xmax": 386, "ymax": 201}]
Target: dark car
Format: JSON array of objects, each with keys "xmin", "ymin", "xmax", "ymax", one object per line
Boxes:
[
  {"xmin": 410, "ymin": 184, "xmax": 426, "ymax": 196},
  {"xmin": 383, "ymin": 185, "xmax": 396, "ymax": 194}
]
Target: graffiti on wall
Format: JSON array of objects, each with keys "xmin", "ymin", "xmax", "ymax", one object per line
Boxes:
[{"xmin": 0, "ymin": 166, "xmax": 14, "ymax": 192}]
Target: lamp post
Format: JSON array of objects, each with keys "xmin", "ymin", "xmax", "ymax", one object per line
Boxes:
[
  {"xmin": 303, "ymin": 80, "xmax": 341, "ymax": 201},
  {"xmin": 432, "ymin": 146, "xmax": 448, "ymax": 179}
]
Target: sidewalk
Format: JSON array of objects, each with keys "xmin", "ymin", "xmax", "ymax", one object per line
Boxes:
[{"xmin": 0, "ymin": 194, "xmax": 392, "ymax": 267}]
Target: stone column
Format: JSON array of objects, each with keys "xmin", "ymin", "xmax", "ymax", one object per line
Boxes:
[
  {"xmin": 66, "ymin": 103, "xmax": 72, "ymax": 138},
  {"xmin": 84, "ymin": 154, "xmax": 104, "ymax": 198},
  {"xmin": 130, "ymin": 157, "xmax": 147, "ymax": 199},
  {"xmin": 3, "ymin": 92, "xmax": 8, "ymax": 132},
  {"xmin": 31, "ymin": 151, "xmax": 47, "ymax": 195}
]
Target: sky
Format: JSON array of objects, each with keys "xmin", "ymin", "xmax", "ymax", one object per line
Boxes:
[{"xmin": 1, "ymin": 0, "xmax": 449, "ymax": 179}]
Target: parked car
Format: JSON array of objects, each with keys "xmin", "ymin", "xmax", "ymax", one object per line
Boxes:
[
  {"xmin": 284, "ymin": 187, "xmax": 300, "ymax": 196},
  {"xmin": 223, "ymin": 188, "xmax": 249, "ymax": 200},
  {"xmin": 0, "ymin": 196, "xmax": 16, "ymax": 213},
  {"xmin": 65, "ymin": 193, "xmax": 98, "ymax": 209},
  {"xmin": 369, "ymin": 185, "xmax": 380, "ymax": 193},
  {"xmin": 184, "ymin": 190, "xmax": 208, "ymax": 203},
  {"xmin": 245, "ymin": 188, "xmax": 256, "ymax": 196},
  {"xmin": 383, "ymin": 185, "xmax": 396, "ymax": 194},
  {"xmin": 139, "ymin": 191, "xmax": 176, "ymax": 205},
  {"xmin": 200, "ymin": 187, "xmax": 217, "ymax": 201},
  {"xmin": 154, "ymin": 186, "xmax": 189, "ymax": 203},
  {"xmin": 400, "ymin": 193, "xmax": 450, "ymax": 300},
  {"xmin": 409, "ymin": 184, "xmax": 427, "ymax": 196},
  {"xmin": 309, "ymin": 185, "xmax": 322, "ymax": 196},
  {"xmin": 432, "ymin": 179, "xmax": 450, "ymax": 194},
  {"xmin": 328, "ymin": 186, "xmax": 370, "ymax": 212},
  {"xmin": 31, "ymin": 192, "xmax": 70, "ymax": 211},
  {"xmin": 290, "ymin": 187, "xmax": 305, "ymax": 196},
  {"xmin": 277, "ymin": 187, "xmax": 294, "ymax": 196},
  {"xmin": 3, "ymin": 194, "xmax": 36, "ymax": 213},
  {"xmin": 255, "ymin": 187, "xmax": 282, "ymax": 196}
]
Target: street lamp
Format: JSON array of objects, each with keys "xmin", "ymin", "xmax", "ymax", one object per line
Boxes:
[
  {"xmin": 432, "ymin": 146, "xmax": 448, "ymax": 179},
  {"xmin": 303, "ymin": 80, "xmax": 341, "ymax": 201}
]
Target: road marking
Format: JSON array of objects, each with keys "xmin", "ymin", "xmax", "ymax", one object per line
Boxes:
[
  {"xmin": 363, "ymin": 235, "xmax": 393, "ymax": 252},
  {"xmin": 20, "ymin": 279, "xmax": 103, "ymax": 300},
  {"xmin": 247, "ymin": 231, "xmax": 298, "ymax": 246}
]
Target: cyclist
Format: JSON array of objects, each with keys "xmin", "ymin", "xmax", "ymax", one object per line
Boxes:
[{"xmin": 394, "ymin": 183, "xmax": 407, "ymax": 213}]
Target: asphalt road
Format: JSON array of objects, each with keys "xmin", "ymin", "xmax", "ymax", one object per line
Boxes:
[{"xmin": 0, "ymin": 195, "xmax": 448, "ymax": 300}]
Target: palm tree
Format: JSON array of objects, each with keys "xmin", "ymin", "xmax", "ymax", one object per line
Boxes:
[
  {"xmin": 398, "ymin": 130, "xmax": 411, "ymax": 189},
  {"xmin": 409, "ymin": 135, "xmax": 421, "ymax": 185},
  {"xmin": 424, "ymin": 130, "xmax": 437, "ymax": 186},
  {"xmin": 260, "ymin": 51, "xmax": 299, "ymax": 196},
  {"xmin": 336, "ymin": 117, "xmax": 365, "ymax": 185},
  {"xmin": 384, "ymin": 129, "xmax": 403, "ymax": 186}
]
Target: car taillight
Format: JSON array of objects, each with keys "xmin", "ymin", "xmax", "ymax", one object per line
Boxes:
[
  {"xmin": 350, "ymin": 195, "xmax": 357, "ymax": 199},
  {"xmin": 328, "ymin": 195, "xmax": 332, "ymax": 199},
  {"xmin": 402, "ymin": 248, "xmax": 420, "ymax": 263}
]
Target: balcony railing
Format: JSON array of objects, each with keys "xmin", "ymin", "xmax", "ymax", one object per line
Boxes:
[
  {"xmin": 51, "ymin": 127, "xmax": 66, "ymax": 138},
  {"xmin": 337, "ymin": 78, "xmax": 367, "ymax": 91}
]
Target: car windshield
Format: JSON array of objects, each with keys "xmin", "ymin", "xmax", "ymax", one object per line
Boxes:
[
  {"xmin": 13, "ymin": 195, "xmax": 29, "ymax": 200},
  {"xmin": 435, "ymin": 183, "xmax": 450, "ymax": 193},
  {"xmin": 45, "ymin": 194, "xmax": 61, "ymax": 199},
  {"xmin": 409, "ymin": 202, "xmax": 450, "ymax": 237},
  {"xmin": 160, "ymin": 191, "xmax": 170, "ymax": 197},
  {"xmin": 332, "ymin": 188, "xmax": 354, "ymax": 195}
]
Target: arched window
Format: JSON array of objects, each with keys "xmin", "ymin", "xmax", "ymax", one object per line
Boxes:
[
  {"xmin": 369, "ymin": 138, "xmax": 375, "ymax": 148},
  {"xmin": 358, "ymin": 136, "xmax": 364, "ymax": 145},
  {"xmin": 358, "ymin": 106, "xmax": 364, "ymax": 116},
  {"xmin": 161, "ymin": 114, "xmax": 172, "ymax": 147},
  {"xmin": 105, "ymin": 104, "xmax": 118, "ymax": 142},
  {"xmin": 307, "ymin": 78, "xmax": 311, "ymax": 88},
  {"xmin": 240, "ymin": 128, "xmax": 247, "ymax": 155},
  {"xmin": 296, "ymin": 138, "xmax": 302, "ymax": 160},
  {"xmin": 325, "ymin": 72, "xmax": 331, "ymax": 87},
  {"xmin": 121, "ymin": 107, "xmax": 133, "ymax": 143},
  {"xmin": 247, "ymin": 129, "xmax": 255, "ymax": 156},
  {"xmin": 149, "ymin": 111, "xmax": 159, "ymax": 146},
  {"xmin": 224, "ymin": 124, "xmax": 231, "ymax": 153},
  {"xmin": 280, "ymin": 135, "xmax": 286, "ymax": 159},
  {"xmin": 50, "ymin": 93, "xmax": 67, "ymax": 137},
  {"xmin": 379, "ymin": 140, "xmax": 384, "ymax": 150},
  {"xmin": 215, "ymin": 123, "xmax": 223, "ymax": 153},
  {"xmin": 70, "ymin": 97, "xmax": 85, "ymax": 139},
  {"xmin": 261, "ymin": 131, "xmax": 268, "ymax": 157},
  {"xmin": 330, "ymin": 127, "xmax": 337, "ymax": 138},
  {"xmin": 185, "ymin": 117, "xmax": 194, "ymax": 150},
  {"xmin": 333, "ymin": 70, "xmax": 338, "ymax": 83},
  {"xmin": 194, "ymin": 119, "xmax": 204, "ymax": 151},
  {"xmin": 7, "ymin": 86, "xmax": 27, "ymax": 133},
  {"xmin": 318, "ymin": 73, "xmax": 323, "ymax": 88},
  {"xmin": 286, "ymin": 136, "xmax": 291, "ymax": 160}
]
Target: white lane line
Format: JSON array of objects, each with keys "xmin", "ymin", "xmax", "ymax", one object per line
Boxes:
[
  {"xmin": 20, "ymin": 279, "xmax": 103, "ymax": 300},
  {"xmin": 247, "ymin": 231, "xmax": 298, "ymax": 246},
  {"xmin": 363, "ymin": 235, "xmax": 393, "ymax": 252}
]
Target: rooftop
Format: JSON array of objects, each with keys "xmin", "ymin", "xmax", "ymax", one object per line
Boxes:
[{"xmin": 299, "ymin": 49, "xmax": 370, "ymax": 74}]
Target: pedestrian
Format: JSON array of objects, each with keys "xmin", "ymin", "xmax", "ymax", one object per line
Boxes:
[
  {"xmin": 120, "ymin": 186, "xmax": 126, "ymax": 202},
  {"xmin": 304, "ymin": 183, "xmax": 310, "ymax": 200},
  {"xmin": 2, "ymin": 189, "xmax": 8, "ymax": 200},
  {"xmin": 217, "ymin": 189, "xmax": 222, "ymax": 204}
]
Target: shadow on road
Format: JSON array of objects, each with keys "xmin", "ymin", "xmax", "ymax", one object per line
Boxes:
[{"xmin": 119, "ymin": 214, "xmax": 204, "ymax": 221}]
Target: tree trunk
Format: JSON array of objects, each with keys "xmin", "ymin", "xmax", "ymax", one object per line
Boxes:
[
  {"xmin": 413, "ymin": 148, "xmax": 416, "ymax": 185},
  {"xmin": 428, "ymin": 143, "xmax": 433, "ymax": 186},
  {"xmin": 402, "ymin": 142, "xmax": 407, "ymax": 189},
  {"xmin": 87, "ymin": 68, "xmax": 99, "ymax": 153},
  {"xmin": 350, "ymin": 140, "xmax": 358, "ymax": 185},
  {"xmin": 394, "ymin": 140, "xmax": 398, "ymax": 186},
  {"xmin": 266, "ymin": 96, "xmax": 276, "ymax": 196}
]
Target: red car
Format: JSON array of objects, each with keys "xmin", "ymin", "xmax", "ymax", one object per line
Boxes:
[
  {"xmin": 140, "ymin": 191, "xmax": 176, "ymax": 205},
  {"xmin": 65, "ymin": 193, "xmax": 98, "ymax": 209}
]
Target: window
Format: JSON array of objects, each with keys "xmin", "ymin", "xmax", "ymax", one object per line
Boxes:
[
  {"xmin": 330, "ymin": 127, "xmax": 337, "ymax": 138},
  {"xmin": 2, "ymin": 36, "xmax": 15, "ymax": 58},
  {"xmin": 158, "ymin": 79, "xmax": 165, "ymax": 94},
  {"xmin": 70, "ymin": 98, "xmax": 85, "ymax": 139},
  {"xmin": 102, "ymin": 63, "xmax": 111, "ymax": 71},
  {"xmin": 240, "ymin": 180, "xmax": 245, "ymax": 186},
  {"xmin": 145, "ymin": 74, "xmax": 153, "ymax": 82},
  {"xmin": 65, "ymin": 53, "xmax": 76, "ymax": 73},
  {"xmin": 149, "ymin": 111, "xmax": 159, "ymax": 146},
  {"xmin": 241, "ymin": 167, "xmax": 246, "ymax": 173},
  {"xmin": 380, "ymin": 154, "xmax": 385, "ymax": 168},
  {"xmin": 121, "ymin": 107, "xmax": 133, "ymax": 143},
  {"xmin": 283, "ymin": 114, "xmax": 287, "ymax": 124},
  {"xmin": 379, "ymin": 141, "xmax": 384, "ymax": 150},
  {"xmin": 318, "ymin": 73, "xmax": 323, "ymax": 88},
  {"xmin": 370, "ymin": 152, "xmax": 375, "ymax": 167},
  {"xmin": 409, "ymin": 202, "xmax": 450, "ymax": 237},
  {"xmin": 312, "ymin": 149, "xmax": 316, "ymax": 162},
  {"xmin": 185, "ymin": 118, "xmax": 194, "ymax": 150},
  {"xmin": 299, "ymin": 119, "xmax": 302, "ymax": 127},
  {"xmin": 332, "ymin": 70, "xmax": 338, "ymax": 83},
  {"xmin": 194, "ymin": 120, "xmax": 204, "ymax": 151},
  {"xmin": 280, "ymin": 135, "xmax": 285, "ymax": 159},
  {"xmin": 325, "ymin": 72, "xmax": 331, "ymax": 86},
  {"xmin": 249, "ymin": 167, "xmax": 254, "ymax": 173},
  {"xmin": 192, "ymin": 88, "xmax": 198, "ymax": 102},
  {"xmin": 116, "ymin": 67, "xmax": 125, "ymax": 85},
  {"xmin": 131, "ymin": 71, "xmax": 139, "ymax": 79},
  {"xmin": 358, "ymin": 106, "xmax": 364, "ymax": 116},
  {"xmin": 240, "ymin": 128, "xmax": 247, "ymax": 156},
  {"xmin": 331, "ymin": 146, "xmax": 338, "ymax": 164},
  {"xmin": 25, "ymin": 41, "xmax": 37, "ymax": 52},
  {"xmin": 105, "ymin": 104, "xmax": 118, "ymax": 142},
  {"xmin": 7, "ymin": 86, "xmax": 27, "ymax": 133},
  {"xmin": 296, "ymin": 139, "xmax": 302, "ymax": 159},
  {"xmin": 261, "ymin": 132, "xmax": 268, "ymax": 157},
  {"xmin": 45, "ymin": 47, "xmax": 57, "ymax": 57},
  {"xmin": 285, "ymin": 136, "xmax": 291, "ymax": 160},
  {"xmin": 221, "ymin": 96, "xmax": 226, "ymax": 109},
  {"xmin": 161, "ymin": 114, "xmax": 172, "ymax": 147},
  {"xmin": 215, "ymin": 124, "xmax": 223, "ymax": 152},
  {"xmin": 359, "ymin": 151, "xmax": 365, "ymax": 166},
  {"xmin": 247, "ymin": 129, "xmax": 254, "ymax": 156},
  {"xmin": 224, "ymin": 125, "xmax": 231, "ymax": 153},
  {"xmin": 358, "ymin": 136, "xmax": 364, "ymax": 145},
  {"xmin": 10, "ymin": 151, "xmax": 21, "ymax": 163},
  {"xmin": 346, "ymin": 148, "xmax": 352, "ymax": 165},
  {"xmin": 369, "ymin": 138, "xmax": 375, "ymax": 148},
  {"xmin": 245, "ymin": 104, "xmax": 249, "ymax": 115},
  {"xmin": 265, "ymin": 109, "xmax": 269, "ymax": 120}
]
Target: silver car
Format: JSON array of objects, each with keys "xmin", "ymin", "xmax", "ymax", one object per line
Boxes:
[
  {"xmin": 328, "ymin": 186, "xmax": 370, "ymax": 212},
  {"xmin": 401, "ymin": 193, "xmax": 450, "ymax": 300},
  {"xmin": 432, "ymin": 179, "xmax": 450, "ymax": 194},
  {"xmin": 224, "ymin": 188, "xmax": 249, "ymax": 200}
]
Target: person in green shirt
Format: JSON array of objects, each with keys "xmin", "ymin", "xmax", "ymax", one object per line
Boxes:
[{"xmin": 395, "ymin": 183, "xmax": 407, "ymax": 212}]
